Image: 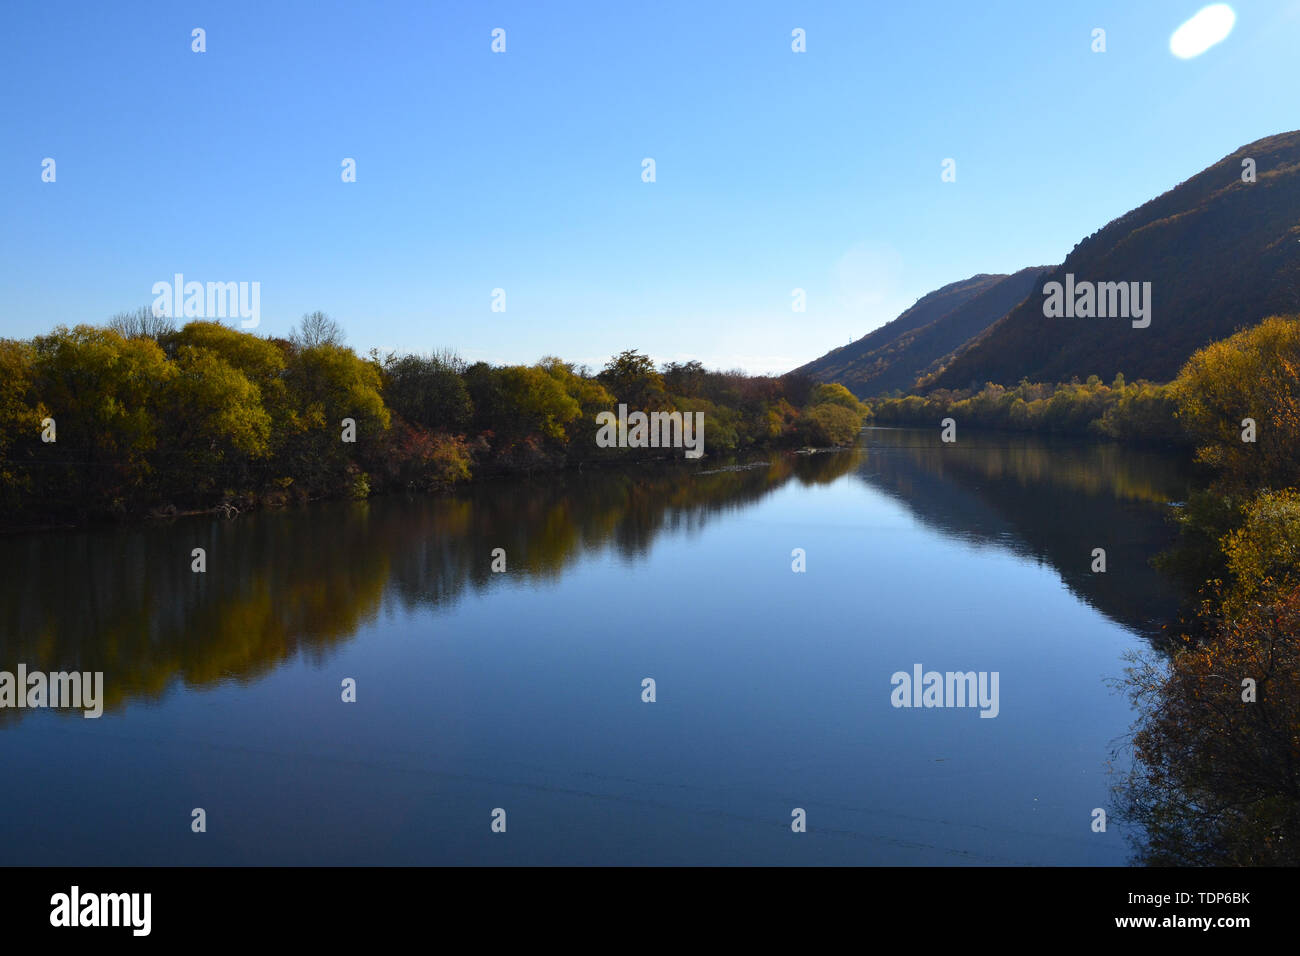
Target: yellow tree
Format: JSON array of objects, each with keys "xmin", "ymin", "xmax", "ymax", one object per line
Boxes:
[{"xmin": 1172, "ymin": 315, "xmax": 1300, "ymax": 490}]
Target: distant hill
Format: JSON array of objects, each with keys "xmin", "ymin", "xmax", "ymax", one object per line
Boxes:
[
  {"xmin": 793, "ymin": 270, "xmax": 1045, "ymax": 396},
  {"xmin": 928, "ymin": 130, "xmax": 1300, "ymax": 390}
]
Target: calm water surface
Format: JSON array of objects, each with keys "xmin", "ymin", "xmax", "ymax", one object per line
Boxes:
[{"xmin": 0, "ymin": 428, "xmax": 1193, "ymax": 864}]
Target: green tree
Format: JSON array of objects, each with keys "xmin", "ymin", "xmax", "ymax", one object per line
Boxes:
[
  {"xmin": 801, "ymin": 403, "xmax": 862, "ymax": 446},
  {"xmin": 598, "ymin": 350, "xmax": 668, "ymax": 409},
  {"xmin": 280, "ymin": 343, "xmax": 390, "ymax": 495},
  {"xmin": 156, "ymin": 345, "xmax": 272, "ymax": 502},
  {"xmin": 29, "ymin": 325, "xmax": 173, "ymax": 513},
  {"xmin": 537, "ymin": 357, "xmax": 616, "ymax": 452},
  {"xmin": 382, "ymin": 352, "xmax": 473, "ymax": 432},
  {"xmin": 497, "ymin": 365, "xmax": 581, "ymax": 443}
]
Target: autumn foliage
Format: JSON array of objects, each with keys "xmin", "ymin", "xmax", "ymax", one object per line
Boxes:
[{"xmin": 0, "ymin": 327, "xmax": 868, "ymax": 526}]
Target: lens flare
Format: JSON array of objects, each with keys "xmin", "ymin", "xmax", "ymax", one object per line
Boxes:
[{"xmin": 1170, "ymin": 4, "xmax": 1237, "ymax": 59}]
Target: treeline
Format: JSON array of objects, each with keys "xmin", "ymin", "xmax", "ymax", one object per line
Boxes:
[
  {"xmin": 870, "ymin": 375, "xmax": 1186, "ymax": 444},
  {"xmin": 870, "ymin": 314, "xmax": 1300, "ymax": 492},
  {"xmin": 0, "ymin": 311, "xmax": 869, "ymax": 525}
]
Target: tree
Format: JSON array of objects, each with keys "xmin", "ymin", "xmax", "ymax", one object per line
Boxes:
[
  {"xmin": 801, "ymin": 403, "xmax": 862, "ymax": 446},
  {"xmin": 598, "ymin": 350, "xmax": 668, "ymax": 409},
  {"xmin": 156, "ymin": 345, "xmax": 272, "ymax": 502},
  {"xmin": 1221, "ymin": 489, "xmax": 1300, "ymax": 616},
  {"xmin": 29, "ymin": 325, "xmax": 173, "ymax": 513},
  {"xmin": 662, "ymin": 360, "xmax": 706, "ymax": 398},
  {"xmin": 463, "ymin": 361, "xmax": 506, "ymax": 436},
  {"xmin": 382, "ymin": 353, "xmax": 473, "ymax": 432},
  {"xmin": 0, "ymin": 339, "xmax": 42, "ymax": 512},
  {"xmin": 107, "ymin": 305, "xmax": 176, "ymax": 343},
  {"xmin": 290, "ymin": 311, "xmax": 345, "ymax": 349},
  {"xmin": 497, "ymin": 365, "xmax": 581, "ymax": 443},
  {"xmin": 810, "ymin": 382, "xmax": 867, "ymax": 417},
  {"xmin": 173, "ymin": 322, "xmax": 292, "ymax": 471},
  {"xmin": 280, "ymin": 343, "xmax": 389, "ymax": 495},
  {"xmin": 537, "ymin": 357, "xmax": 599, "ymax": 401},
  {"xmin": 1117, "ymin": 583, "xmax": 1300, "ymax": 865},
  {"xmin": 533, "ymin": 357, "xmax": 619, "ymax": 458},
  {"xmin": 779, "ymin": 372, "xmax": 816, "ymax": 408},
  {"xmin": 1171, "ymin": 315, "xmax": 1300, "ymax": 490}
]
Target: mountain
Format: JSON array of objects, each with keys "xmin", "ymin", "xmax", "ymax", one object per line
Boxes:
[
  {"xmin": 928, "ymin": 131, "xmax": 1300, "ymax": 390},
  {"xmin": 793, "ymin": 269, "xmax": 1046, "ymax": 396}
]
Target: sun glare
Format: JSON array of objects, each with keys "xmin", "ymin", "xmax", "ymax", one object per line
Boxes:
[{"xmin": 1170, "ymin": 4, "xmax": 1237, "ymax": 59}]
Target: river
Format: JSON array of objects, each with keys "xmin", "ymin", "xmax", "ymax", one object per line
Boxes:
[{"xmin": 0, "ymin": 427, "xmax": 1194, "ymax": 864}]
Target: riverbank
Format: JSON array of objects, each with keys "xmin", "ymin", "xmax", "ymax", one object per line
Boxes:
[{"xmin": 0, "ymin": 326, "xmax": 872, "ymax": 531}]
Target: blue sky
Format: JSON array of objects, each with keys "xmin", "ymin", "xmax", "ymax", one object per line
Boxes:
[{"xmin": 1, "ymin": 0, "xmax": 1296, "ymax": 374}]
